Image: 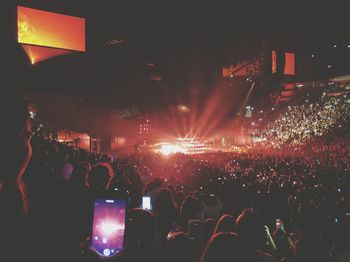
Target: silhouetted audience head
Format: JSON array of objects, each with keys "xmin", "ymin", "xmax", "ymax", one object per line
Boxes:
[
  {"xmin": 127, "ymin": 208, "xmax": 155, "ymax": 247},
  {"xmin": 71, "ymin": 162, "xmax": 91, "ymax": 190},
  {"xmin": 236, "ymin": 208, "xmax": 266, "ymax": 251},
  {"xmin": 180, "ymin": 195, "xmax": 204, "ymax": 231},
  {"xmin": 116, "ymin": 208, "xmax": 160, "ymax": 262},
  {"xmin": 143, "ymin": 179, "xmax": 162, "ymax": 196},
  {"xmin": 176, "ymin": 190, "xmax": 185, "ymax": 206},
  {"xmin": 154, "ymin": 187, "xmax": 178, "ymax": 239},
  {"xmin": 154, "ymin": 187, "xmax": 178, "ymax": 212},
  {"xmin": 200, "ymin": 232, "xmax": 247, "ymax": 262},
  {"xmin": 168, "ymin": 184, "xmax": 177, "ymax": 198},
  {"xmin": 213, "ymin": 214, "xmax": 236, "ymax": 234},
  {"xmin": 192, "ymin": 190, "xmax": 201, "ymax": 200},
  {"xmin": 87, "ymin": 162, "xmax": 114, "ymax": 193}
]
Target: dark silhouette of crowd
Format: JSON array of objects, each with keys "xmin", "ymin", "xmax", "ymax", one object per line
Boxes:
[{"xmin": 1, "ymin": 92, "xmax": 349, "ymax": 262}]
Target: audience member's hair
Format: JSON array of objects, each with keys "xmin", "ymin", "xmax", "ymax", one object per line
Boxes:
[
  {"xmin": 127, "ymin": 208, "xmax": 156, "ymax": 247},
  {"xmin": 213, "ymin": 214, "xmax": 236, "ymax": 234},
  {"xmin": 180, "ymin": 195, "xmax": 204, "ymax": 231},
  {"xmin": 176, "ymin": 190, "xmax": 185, "ymax": 206},
  {"xmin": 200, "ymin": 232, "xmax": 247, "ymax": 262},
  {"xmin": 87, "ymin": 162, "xmax": 114, "ymax": 192},
  {"xmin": 154, "ymin": 187, "xmax": 178, "ymax": 212},
  {"xmin": 71, "ymin": 162, "xmax": 91, "ymax": 190},
  {"xmin": 235, "ymin": 208, "xmax": 266, "ymax": 251},
  {"xmin": 168, "ymin": 184, "xmax": 177, "ymax": 198},
  {"xmin": 154, "ymin": 188, "xmax": 178, "ymax": 238}
]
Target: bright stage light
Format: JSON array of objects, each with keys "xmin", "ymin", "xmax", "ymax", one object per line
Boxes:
[
  {"xmin": 159, "ymin": 144, "xmax": 184, "ymax": 155},
  {"xmin": 177, "ymin": 105, "xmax": 190, "ymax": 113},
  {"xmin": 156, "ymin": 138, "xmax": 209, "ymax": 155},
  {"xmin": 99, "ymin": 221, "xmax": 124, "ymax": 235}
]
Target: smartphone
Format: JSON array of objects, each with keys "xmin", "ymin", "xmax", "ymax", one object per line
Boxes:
[
  {"xmin": 91, "ymin": 198, "xmax": 126, "ymax": 257},
  {"xmin": 142, "ymin": 196, "xmax": 152, "ymax": 210},
  {"xmin": 275, "ymin": 219, "xmax": 282, "ymax": 230},
  {"xmin": 188, "ymin": 219, "xmax": 202, "ymax": 241}
]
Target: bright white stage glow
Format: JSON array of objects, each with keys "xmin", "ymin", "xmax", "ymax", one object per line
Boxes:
[
  {"xmin": 159, "ymin": 144, "xmax": 184, "ymax": 155},
  {"xmin": 100, "ymin": 221, "xmax": 125, "ymax": 235},
  {"xmin": 156, "ymin": 138, "xmax": 208, "ymax": 155}
]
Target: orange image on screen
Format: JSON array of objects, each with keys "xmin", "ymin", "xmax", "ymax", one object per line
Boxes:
[
  {"xmin": 272, "ymin": 50, "xmax": 277, "ymax": 74},
  {"xmin": 284, "ymin": 52, "xmax": 295, "ymax": 76},
  {"xmin": 17, "ymin": 6, "xmax": 85, "ymax": 52}
]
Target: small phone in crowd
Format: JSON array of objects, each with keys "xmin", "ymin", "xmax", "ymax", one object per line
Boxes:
[
  {"xmin": 275, "ymin": 219, "xmax": 283, "ymax": 230},
  {"xmin": 188, "ymin": 219, "xmax": 202, "ymax": 241},
  {"xmin": 91, "ymin": 198, "xmax": 126, "ymax": 257},
  {"xmin": 141, "ymin": 196, "xmax": 152, "ymax": 210}
]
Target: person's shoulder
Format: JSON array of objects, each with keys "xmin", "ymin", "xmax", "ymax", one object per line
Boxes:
[{"xmin": 0, "ymin": 221, "xmax": 47, "ymax": 262}]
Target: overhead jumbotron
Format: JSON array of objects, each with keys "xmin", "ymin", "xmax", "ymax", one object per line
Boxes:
[{"xmin": 17, "ymin": 5, "xmax": 85, "ymax": 64}]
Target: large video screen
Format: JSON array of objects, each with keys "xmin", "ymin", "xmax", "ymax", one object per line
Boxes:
[
  {"xmin": 17, "ymin": 6, "xmax": 85, "ymax": 52},
  {"xmin": 284, "ymin": 52, "xmax": 295, "ymax": 75},
  {"xmin": 272, "ymin": 51, "xmax": 295, "ymax": 76}
]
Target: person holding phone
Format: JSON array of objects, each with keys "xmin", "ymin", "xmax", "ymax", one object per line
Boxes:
[
  {"xmin": 82, "ymin": 162, "xmax": 116, "ymax": 236},
  {"xmin": 273, "ymin": 218, "xmax": 294, "ymax": 259},
  {"xmin": 236, "ymin": 208, "xmax": 276, "ymax": 262},
  {"xmin": 83, "ymin": 208, "xmax": 162, "ymax": 261}
]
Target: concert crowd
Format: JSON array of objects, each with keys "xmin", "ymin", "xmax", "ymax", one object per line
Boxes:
[{"xmin": 1, "ymin": 92, "xmax": 349, "ymax": 262}]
